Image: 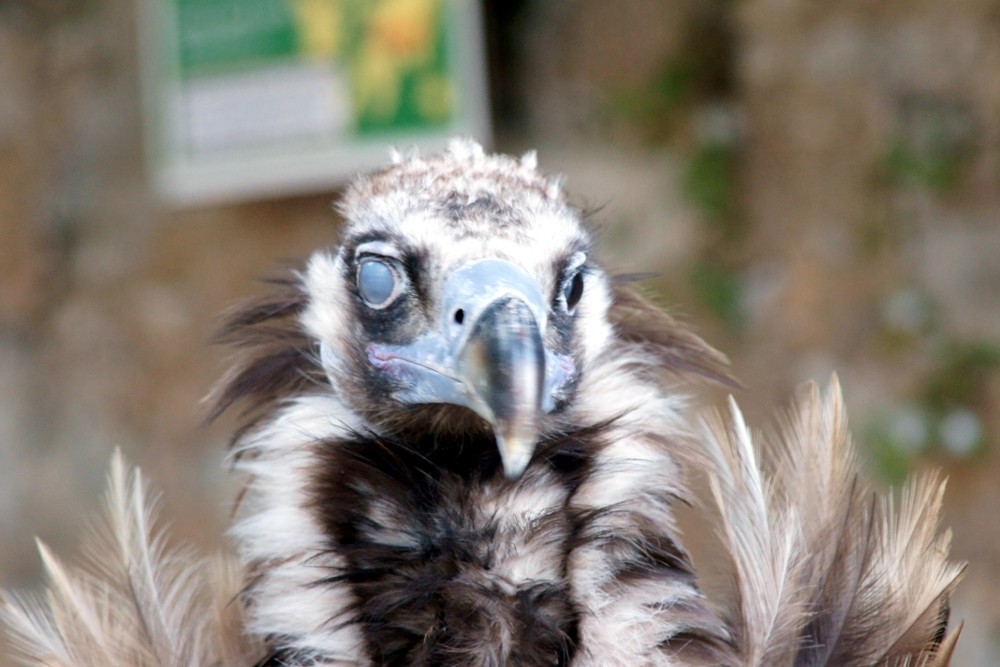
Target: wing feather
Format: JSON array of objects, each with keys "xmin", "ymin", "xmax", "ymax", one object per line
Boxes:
[
  {"xmin": 610, "ymin": 282, "xmax": 741, "ymax": 389},
  {"xmin": 698, "ymin": 378, "xmax": 964, "ymax": 667},
  {"xmin": 701, "ymin": 397, "xmax": 810, "ymax": 666},
  {"xmin": 1, "ymin": 451, "xmax": 257, "ymax": 667}
]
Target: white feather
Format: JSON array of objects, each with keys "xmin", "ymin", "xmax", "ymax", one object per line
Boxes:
[
  {"xmin": 1, "ymin": 450, "xmax": 255, "ymax": 667},
  {"xmin": 230, "ymin": 395, "xmax": 370, "ymax": 664}
]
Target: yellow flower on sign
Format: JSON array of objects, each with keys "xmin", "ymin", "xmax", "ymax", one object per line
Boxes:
[
  {"xmin": 289, "ymin": 0, "xmax": 342, "ymax": 59},
  {"xmin": 370, "ymin": 0, "xmax": 435, "ymax": 59},
  {"xmin": 354, "ymin": 48, "xmax": 400, "ymax": 122}
]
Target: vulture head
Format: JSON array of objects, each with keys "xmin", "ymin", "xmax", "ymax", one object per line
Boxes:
[{"xmin": 305, "ymin": 140, "xmax": 612, "ymax": 478}]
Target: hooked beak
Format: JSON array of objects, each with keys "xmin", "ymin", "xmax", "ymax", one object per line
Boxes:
[
  {"xmin": 366, "ymin": 259, "xmax": 575, "ymax": 479},
  {"xmin": 458, "ymin": 296, "xmax": 545, "ymax": 479}
]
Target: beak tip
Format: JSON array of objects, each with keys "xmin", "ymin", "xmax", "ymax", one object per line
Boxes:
[
  {"xmin": 502, "ymin": 458, "xmax": 531, "ymax": 480},
  {"xmin": 497, "ymin": 435, "xmax": 535, "ymax": 480}
]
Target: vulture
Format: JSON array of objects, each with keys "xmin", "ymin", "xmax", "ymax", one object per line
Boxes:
[{"xmin": 2, "ymin": 140, "xmax": 964, "ymax": 667}]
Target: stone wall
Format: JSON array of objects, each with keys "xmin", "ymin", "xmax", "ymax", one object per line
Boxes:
[
  {"xmin": 0, "ymin": 0, "xmax": 338, "ymax": 587},
  {"xmin": 736, "ymin": 4, "xmax": 1000, "ymax": 663}
]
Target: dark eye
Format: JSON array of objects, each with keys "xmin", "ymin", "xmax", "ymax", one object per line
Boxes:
[
  {"xmin": 357, "ymin": 258, "xmax": 401, "ymax": 308},
  {"xmin": 563, "ymin": 271, "xmax": 584, "ymax": 312}
]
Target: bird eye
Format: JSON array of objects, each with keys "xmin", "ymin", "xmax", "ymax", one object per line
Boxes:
[
  {"xmin": 563, "ymin": 271, "xmax": 584, "ymax": 312},
  {"xmin": 357, "ymin": 258, "xmax": 402, "ymax": 308}
]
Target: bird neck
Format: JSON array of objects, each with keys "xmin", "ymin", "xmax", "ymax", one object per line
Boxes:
[{"xmin": 232, "ymin": 393, "xmax": 606, "ymax": 665}]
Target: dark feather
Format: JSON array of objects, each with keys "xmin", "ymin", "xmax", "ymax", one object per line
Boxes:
[
  {"xmin": 307, "ymin": 426, "xmax": 591, "ymax": 666},
  {"xmin": 205, "ymin": 274, "xmax": 324, "ymax": 440},
  {"xmin": 609, "ymin": 281, "xmax": 742, "ymax": 389}
]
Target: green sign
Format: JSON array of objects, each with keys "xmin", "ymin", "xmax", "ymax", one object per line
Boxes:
[{"xmin": 140, "ymin": 0, "xmax": 490, "ymax": 204}]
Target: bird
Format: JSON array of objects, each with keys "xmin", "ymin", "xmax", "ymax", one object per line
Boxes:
[{"xmin": 1, "ymin": 139, "xmax": 964, "ymax": 667}]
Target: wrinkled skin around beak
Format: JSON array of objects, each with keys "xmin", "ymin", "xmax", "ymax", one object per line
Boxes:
[{"xmin": 366, "ymin": 259, "xmax": 575, "ymax": 479}]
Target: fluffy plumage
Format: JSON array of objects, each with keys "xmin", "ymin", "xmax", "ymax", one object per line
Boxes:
[
  {"xmin": 698, "ymin": 379, "xmax": 964, "ymax": 667},
  {"xmin": 0, "ymin": 451, "xmax": 255, "ymax": 667},
  {"xmin": 2, "ymin": 141, "xmax": 962, "ymax": 667}
]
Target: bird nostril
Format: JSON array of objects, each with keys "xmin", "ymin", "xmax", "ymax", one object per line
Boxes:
[{"xmin": 454, "ymin": 309, "xmax": 465, "ymax": 325}]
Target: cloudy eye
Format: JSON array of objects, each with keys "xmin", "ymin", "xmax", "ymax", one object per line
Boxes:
[{"xmin": 357, "ymin": 258, "xmax": 402, "ymax": 308}]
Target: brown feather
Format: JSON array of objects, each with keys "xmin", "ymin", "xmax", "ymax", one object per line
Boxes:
[
  {"xmin": 696, "ymin": 378, "xmax": 964, "ymax": 667},
  {"xmin": 925, "ymin": 623, "xmax": 963, "ymax": 667},
  {"xmin": 204, "ymin": 274, "xmax": 324, "ymax": 443},
  {"xmin": 609, "ymin": 281, "xmax": 742, "ymax": 389}
]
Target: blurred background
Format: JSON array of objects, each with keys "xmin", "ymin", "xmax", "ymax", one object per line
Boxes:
[{"xmin": 1, "ymin": 1, "xmax": 998, "ymax": 664}]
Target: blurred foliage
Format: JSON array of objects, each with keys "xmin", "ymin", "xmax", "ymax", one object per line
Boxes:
[
  {"xmin": 867, "ymin": 290, "xmax": 999, "ymax": 481},
  {"xmin": 924, "ymin": 339, "xmax": 1000, "ymax": 411},
  {"xmin": 861, "ymin": 96, "xmax": 991, "ymax": 482},
  {"xmin": 607, "ymin": 1, "xmax": 734, "ymax": 145},
  {"xmin": 681, "ymin": 140, "xmax": 737, "ymax": 226},
  {"xmin": 867, "ymin": 397, "xmax": 989, "ymax": 485},
  {"xmin": 857, "ymin": 212, "xmax": 908, "ymax": 259},
  {"xmin": 878, "ymin": 94, "xmax": 977, "ymax": 193},
  {"xmin": 609, "ymin": 60, "xmax": 696, "ymax": 143},
  {"xmin": 874, "ymin": 288, "xmax": 937, "ymax": 353},
  {"xmin": 866, "ymin": 416, "xmax": 925, "ymax": 486},
  {"xmin": 688, "ymin": 260, "xmax": 745, "ymax": 332},
  {"xmin": 881, "ymin": 136, "xmax": 963, "ymax": 192},
  {"xmin": 605, "ymin": 1, "xmax": 749, "ymax": 334},
  {"xmin": 681, "ymin": 133, "xmax": 747, "ymax": 333}
]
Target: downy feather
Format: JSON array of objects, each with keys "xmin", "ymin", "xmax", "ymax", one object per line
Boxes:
[
  {"xmin": 0, "ymin": 451, "xmax": 258, "ymax": 667},
  {"xmin": 698, "ymin": 377, "xmax": 964, "ymax": 667}
]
